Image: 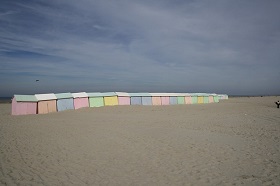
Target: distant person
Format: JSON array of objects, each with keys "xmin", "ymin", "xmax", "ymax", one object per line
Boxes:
[{"xmin": 275, "ymin": 100, "xmax": 280, "ymax": 108}]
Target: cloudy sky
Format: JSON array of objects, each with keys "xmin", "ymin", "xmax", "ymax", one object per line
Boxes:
[{"xmin": 1, "ymin": 0, "xmax": 280, "ymax": 96}]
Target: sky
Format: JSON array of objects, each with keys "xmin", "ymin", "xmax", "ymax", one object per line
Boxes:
[{"xmin": 1, "ymin": 0, "xmax": 280, "ymax": 96}]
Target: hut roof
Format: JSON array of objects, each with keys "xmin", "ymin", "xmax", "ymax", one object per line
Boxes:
[
  {"xmin": 100, "ymin": 92, "xmax": 117, "ymax": 97},
  {"xmin": 55, "ymin": 93, "xmax": 73, "ymax": 99},
  {"xmin": 87, "ymin": 92, "xmax": 103, "ymax": 97},
  {"xmin": 115, "ymin": 92, "xmax": 130, "ymax": 96},
  {"xmin": 72, "ymin": 92, "xmax": 88, "ymax": 98},
  {"xmin": 128, "ymin": 93, "xmax": 151, "ymax": 97},
  {"xmin": 14, "ymin": 95, "xmax": 38, "ymax": 102},
  {"xmin": 35, "ymin": 93, "xmax": 57, "ymax": 101}
]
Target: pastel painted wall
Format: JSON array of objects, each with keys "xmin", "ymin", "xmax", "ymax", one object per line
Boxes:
[
  {"xmin": 38, "ymin": 100, "xmax": 57, "ymax": 114},
  {"xmin": 214, "ymin": 96, "xmax": 219, "ymax": 103},
  {"xmin": 209, "ymin": 96, "xmax": 214, "ymax": 103},
  {"xmin": 131, "ymin": 97, "xmax": 142, "ymax": 105},
  {"xmin": 184, "ymin": 96, "xmax": 192, "ymax": 104},
  {"xmin": 104, "ymin": 96, "xmax": 118, "ymax": 106},
  {"xmin": 74, "ymin": 98, "xmax": 89, "ymax": 109},
  {"xmin": 118, "ymin": 97, "xmax": 130, "ymax": 105},
  {"xmin": 191, "ymin": 96, "xmax": 198, "ymax": 104},
  {"xmin": 170, "ymin": 97, "xmax": 177, "ymax": 105},
  {"xmin": 57, "ymin": 98, "xmax": 74, "ymax": 112},
  {"xmin": 142, "ymin": 97, "xmax": 152, "ymax": 105},
  {"xmin": 203, "ymin": 96, "xmax": 209, "ymax": 103},
  {"xmin": 161, "ymin": 97, "xmax": 170, "ymax": 105},
  {"xmin": 11, "ymin": 98, "xmax": 37, "ymax": 115},
  {"xmin": 89, "ymin": 97, "xmax": 104, "ymax": 107},
  {"xmin": 177, "ymin": 96, "xmax": 185, "ymax": 104},
  {"xmin": 197, "ymin": 96, "xmax": 204, "ymax": 104},
  {"xmin": 152, "ymin": 97, "xmax": 162, "ymax": 105}
]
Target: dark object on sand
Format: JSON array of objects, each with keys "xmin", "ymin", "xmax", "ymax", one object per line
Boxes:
[{"xmin": 275, "ymin": 101, "xmax": 280, "ymax": 108}]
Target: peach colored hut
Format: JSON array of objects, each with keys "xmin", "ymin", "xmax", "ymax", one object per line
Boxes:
[
  {"xmin": 150, "ymin": 93, "xmax": 163, "ymax": 105},
  {"xmin": 35, "ymin": 93, "xmax": 57, "ymax": 114},
  {"xmin": 11, "ymin": 95, "xmax": 38, "ymax": 115},
  {"xmin": 72, "ymin": 92, "xmax": 89, "ymax": 109},
  {"xmin": 183, "ymin": 93, "xmax": 192, "ymax": 104},
  {"xmin": 208, "ymin": 94, "xmax": 214, "ymax": 103},
  {"xmin": 115, "ymin": 92, "xmax": 130, "ymax": 105}
]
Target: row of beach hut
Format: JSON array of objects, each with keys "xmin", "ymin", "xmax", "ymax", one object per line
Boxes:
[{"xmin": 11, "ymin": 92, "xmax": 224, "ymax": 115}]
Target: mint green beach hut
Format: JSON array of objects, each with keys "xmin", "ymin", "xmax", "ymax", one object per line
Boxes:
[
  {"xmin": 177, "ymin": 94, "xmax": 185, "ymax": 104},
  {"xmin": 87, "ymin": 93, "xmax": 104, "ymax": 107},
  {"xmin": 190, "ymin": 94, "xmax": 198, "ymax": 104},
  {"xmin": 203, "ymin": 94, "xmax": 209, "ymax": 103}
]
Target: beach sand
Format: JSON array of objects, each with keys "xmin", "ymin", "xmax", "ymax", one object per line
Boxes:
[{"xmin": 0, "ymin": 97, "xmax": 279, "ymax": 185}]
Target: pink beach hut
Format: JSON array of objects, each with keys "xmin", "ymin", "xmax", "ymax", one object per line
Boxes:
[
  {"xmin": 115, "ymin": 92, "xmax": 130, "ymax": 105},
  {"xmin": 11, "ymin": 95, "xmax": 38, "ymax": 115},
  {"xmin": 35, "ymin": 93, "xmax": 57, "ymax": 114},
  {"xmin": 72, "ymin": 92, "xmax": 89, "ymax": 109},
  {"xmin": 161, "ymin": 94, "xmax": 170, "ymax": 105}
]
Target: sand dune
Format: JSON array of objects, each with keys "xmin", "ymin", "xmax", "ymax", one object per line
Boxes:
[{"xmin": 0, "ymin": 97, "xmax": 279, "ymax": 185}]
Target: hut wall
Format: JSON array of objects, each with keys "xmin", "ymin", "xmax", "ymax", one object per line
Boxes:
[
  {"xmin": 203, "ymin": 96, "xmax": 209, "ymax": 103},
  {"xmin": 197, "ymin": 96, "xmax": 204, "ymax": 104},
  {"xmin": 104, "ymin": 96, "xmax": 118, "ymax": 106},
  {"xmin": 161, "ymin": 97, "xmax": 170, "ymax": 105},
  {"xmin": 191, "ymin": 96, "xmax": 198, "ymax": 104},
  {"xmin": 89, "ymin": 97, "xmax": 104, "ymax": 107},
  {"xmin": 170, "ymin": 97, "xmax": 177, "ymax": 105},
  {"xmin": 152, "ymin": 97, "xmax": 162, "ymax": 105},
  {"xmin": 177, "ymin": 96, "xmax": 185, "ymax": 104},
  {"xmin": 38, "ymin": 100, "xmax": 57, "ymax": 114},
  {"xmin": 118, "ymin": 97, "xmax": 130, "ymax": 105},
  {"xmin": 184, "ymin": 96, "xmax": 192, "ymax": 104},
  {"xmin": 214, "ymin": 96, "xmax": 219, "ymax": 103},
  {"xmin": 131, "ymin": 97, "xmax": 142, "ymax": 105},
  {"xmin": 57, "ymin": 98, "xmax": 74, "ymax": 112},
  {"xmin": 74, "ymin": 98, "xmax": 89, "ymax": 109},
  {"xmin": 209, "ymin": 96, "xmax": 214, "ymax": 103},
  {"xmin": 11, "ymin": 98, "xmax": 37, "ymax": 115},
  {"xmin": 142, "ymin": 97, "xmax": 152, "ymax": 105}
]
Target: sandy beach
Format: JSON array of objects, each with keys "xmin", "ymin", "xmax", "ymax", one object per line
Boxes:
[{"xmin": 0, "ymin": 97, "xmax": 279, "ymax": 185}]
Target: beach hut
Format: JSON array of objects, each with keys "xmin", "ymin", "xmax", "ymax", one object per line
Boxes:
[
  {"xmin": 190, "ymin": 94, "xmax": 198, "ymax": 104},
  {"xmin": 168, "ymin": 93, "xmax": 178, "ymax": 105},
  {"xmin": 87, "ymin": 92, "xmax": 104, "ymax": 107},
  {"xmin": 72, "ymin": 92, "xmax": 89, "ymax": 109},
  {"xmin": 161, "ymin": 93, "xmax": 170, "ymax": 105},
  {"xmin": 129, "ymin": 93, "xmax": 143, "ymax": 105},
  {"xmin": 219, "ymin": 94, "xmax": 228, "ymax": 100},
  {"xmin": 102, "ymin": 92, "xmax": 118, "ymax": 106},
  {"xmin": 208, "ymin": 94, "xmax": 214, "ymax": 103},
  {"xmin": 183, "ymin": 93, "xmax": 192, "ymax": 104},
  {"xmin": 203, "ymin": 94, "xmax": 209, "ymax": 103},
  {"xmin": 115, "ymin": 92, "xmax": 130, "ymax": 105},
  {"xmin": 196, "ymin": 93, "xmax": 204, "ymax": 104},
  {"xmin": 150, "ymin": 93, "xmax": 162, "ymax": 105},
  {"xmin": 11, "ymin": 95, "xmax": 38, "ymax": 115},
  {"xmin": 35, "ymin": 93, "xmax": 57, "ymax": 114},
  {"xmin": 55, "ymin": 93, "xmax": 74, "ymax": 112},
  {"xmin": 213, "ymin": 94, "xmax": 219, "ymax": 103},
  {"xmin": 177, "ymin": 94, "xmax": 185, "ymax": 104},
  {"xmin": 140, "ymin": 93, "xmax": 152, "ymax": 105}
]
